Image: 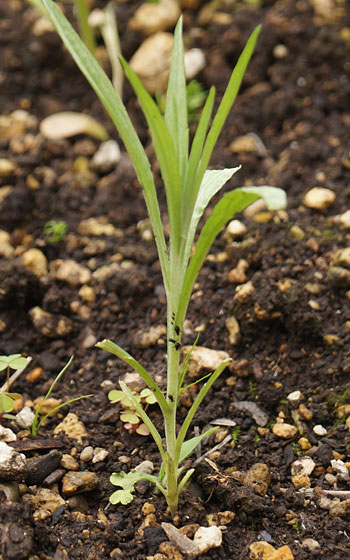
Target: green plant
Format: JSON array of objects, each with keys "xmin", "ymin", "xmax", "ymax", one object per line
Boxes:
[
  {"xmin": 186, "ymin": 80, "xmax": 208, "ymax": 123},
  {"xmin": 231, "ymin": 426, "xmax": 241, "ymax": 447},
  {"xmin": 31, "ymin": 356, "xmax": 93, "ymax": 436},
  {"xmin": 44, "ymin": 220, "xmax": 68, "ymax": 243},
  {"xmin": 108, "ymin": 387, "xmax": 157, "ymax": 436},
  {"xmin": 0, "ymin": 354, "xmax": 28, "ymax": 419},
  {"xmin": 42, "ymin": 0, "xmax": 286, "ymax": 514}
]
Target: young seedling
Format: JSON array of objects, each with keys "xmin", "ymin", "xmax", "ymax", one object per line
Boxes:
[
  {"xmin": 0, "ymin": 354, "xmax": 28, "ymax": 421},
  {"xmin": 42, "ymin": 0, "xmax": 286, "ymax": 514},
  {"xmin": 44, "ymin": 220, "xmax": 68, "ymax": 243},
  {"xmin": 31, "ymin": 356, "xmax": 93, "ymax": 436}
]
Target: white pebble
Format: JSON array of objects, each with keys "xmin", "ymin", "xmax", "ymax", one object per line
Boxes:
[
  {"xmin": 313, "ymin": 424, "xmax": 327, "ymax": 436},
  {"xmin": 16, "ymin": 406, "xmax": 35, "ymax": 429},
  {"xmin": 287, "ymin": 390, "xmax": 302, "ymax": 402},
  {"xmin": 92, "ymin": 448, "xmax": 109, "ymax": 464}
]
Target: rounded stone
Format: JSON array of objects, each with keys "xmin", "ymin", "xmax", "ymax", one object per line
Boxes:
[
  {"xmin": 272, "ymin": 423, "xmax": 298, "ymax": 439},
  {"xmin": 303, "ymin": 187, "xmax": 335, "ymax": 211}
]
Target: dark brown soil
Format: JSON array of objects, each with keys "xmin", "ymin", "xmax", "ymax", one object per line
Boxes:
[{"xmin": 1, "ymin": 0, "xmax": 350, "ymax": 559}]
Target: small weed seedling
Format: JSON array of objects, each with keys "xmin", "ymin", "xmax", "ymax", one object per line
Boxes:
[
  {"xmin": 31, "ymin": 356, "xmax": 93, "ymax": 436},
  {"xmin": 42, "ymin": 0, "xmax": 286, "ymax": 514},
  {"xmin": 108, "ymin": 387, "xmax": 157, "ymax": 436},
  {"xmin": 0, "ymin": 354, "xmax": 28, "ymax": 420},
  {"xmin": 44, "ymin": 220, "xmax": 68, "ymax": 243}
]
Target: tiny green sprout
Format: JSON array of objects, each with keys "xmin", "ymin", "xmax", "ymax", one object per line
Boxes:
[
  {"xmin": 42, "ymin": 0, "xmax": 286, "ymax": 515},
  {"xmin": 31, "ymin": 356, "xmax": 93, "ymax": 436},
  {"xmin": 44, "ymin": 220, "xmax": 68, "ymax": 243},
  {"xmin": 248, "ymin": 379, "xmax": 257, "ymax": 398},
  {"xmin": 231, "ymin": 426, "xmax": 241, "ymax": 447},
  {"xmin": 186, "ymin": 80, "xmax": 207, "ymax": 123}
]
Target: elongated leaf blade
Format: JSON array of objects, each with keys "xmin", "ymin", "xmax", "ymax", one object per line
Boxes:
[
  {"xmin": 96, "ymin": 339, "xmax": 167, "ymax": 413},
  {"xmin": 241, "ymin": 185, "xmax": 287, "ymax": 210},
  {"xmin": 183, "ymin": 86, "xmax": 215, "ymax": 207},
  {"xmin": 164, "ymin": 17, "xmax": 188, "ymax": 182},
  {"xmin": 42, "ymin": 0, "xmax": 169, "ymax": 290},
  {"xmin": 178, "ymin": 186, "xmax": 285, "ymax": 326},
  {"xmin": 182, "ymin": 167, "xmax": 240, "ymax": 265},
  {"xmin": 194, "ymin": 26, "xmax": 261, "ymax": 197},
  {"xmin": 120, "ymin": 57, "xmax": 182, "ymax": 249},
  {"xmin": 175, "ymin": 359, "xmax": 230, "ymax": 461},
  {"xmin": 179, "ymin": 427, "xmax": 218, "ymax": 463}
]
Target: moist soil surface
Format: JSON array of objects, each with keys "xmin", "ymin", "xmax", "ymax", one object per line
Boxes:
[{"xmin": 1, "ymin": 1, "xmax": 350, "ymax": 559}]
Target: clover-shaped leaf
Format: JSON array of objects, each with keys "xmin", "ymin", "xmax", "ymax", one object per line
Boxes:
[
  {"xmin": 0, "ymin": 393, "xmax": 16, "ymax": 413},
  {"xmin": 120, "ymin": 411, "xmax": 140, "ymax": 424},
  {"xmin": 108, "ymin": 389, "xmax": 140, "ymax": 408},
  {"xmin": 0, "ymin": 354, "xmax": 28, "ymax": 372},
  {"xmin": 140, "ymin": 388, "xmax": 157, "ymax": 405}
]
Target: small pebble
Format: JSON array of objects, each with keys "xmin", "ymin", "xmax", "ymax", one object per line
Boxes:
[
  {"xmin": 91, "ymin": 140, "xmax": 121, "ymax": 173},
  {"xmin": 61, "ymin": 471, "xmax": 99, "ymax": 496},
  {"xmin": 303, "ymin": 187, "xmax": 335, "ymax": 211},
  {"xmin": 133, "ymin": 460, "xmax": 154, "ymax": 474},
  {"xmin": 80, "ymin": 446, "xmax": 94, "ymax": 462},
  {"xmin": 313, "ymin": 424, "xmax": 327, "ymax": 436},
  {"xmin": 287, "ymin": 390, "xmax": 302, "ymax": 402},
  {"xmin": 60, "ymin": 454, "xmax": 79, "ymax": 471},
  {"xmin": 92, "ymin": 448, "xmax": 109, "ymax": 464},
  {"xmin": 15, "ymin": 406, "xmax": 35, "ymax": 429},
  {"xmin": 301, "ymin": 538, "xmax": 320, "ymax": 553},
  {"xmin": 272, "ymin": 423, "xmax": 298, "ymax": 439}
]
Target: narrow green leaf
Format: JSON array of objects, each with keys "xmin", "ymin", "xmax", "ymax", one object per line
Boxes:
[
  {"xmin": 120, "ymin": 57, "xmax": 182, "ymax": 251},
  {"xmin": 183, "ymin": 86, "xmax": 215, "ymax": 207},
  {"xmin": 182, "ymin": 167, "xmax": 241, "ymax": 266},
  {"xmin": 175, "ymin": 359, "xmax": 230, "ymax": 462},
  {"xmin": 42, "ymin": 0, "xmax": 169, "ymax": 291},
  {"xmin": 177, "ymin": 189, "xmax": 259, "ymax": 327},
  {"xmin": 164, "ymin": 17, "xmax": 188, "ymax": 182},
  {"xmin": 96, "ymin": 339, "xmax": 167, "ymax": 413},
  {"xmin": 179, "ymin": 427, "xmax": 218, "ymax": 463},
  {"xmin": 194, "ymin": 26, "xmax": 261, "ymax": 198},
  {"xmin": 101, "ymin": 2, "xmax": 123, "ymax": 98},
  {"xmin": 34, "ymin": 395, "xmax": 93, "ymax": 435},
  {"xmin": 178, "ymin": 333, "xmax": 200, "ymax": 392},
  {"xmin": 240, "ymin": 185, "xmax": 287, "ymax": 210}
]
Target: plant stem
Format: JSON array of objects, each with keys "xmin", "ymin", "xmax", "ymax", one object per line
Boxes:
[{"xmin": 74, "ymin": 0, "xmax": 96, "ymax": 54}]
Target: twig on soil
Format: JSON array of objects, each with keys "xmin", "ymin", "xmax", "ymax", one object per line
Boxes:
[
  {"xmin": 192, "ymin": 434, "xmax": 231, "ymax": 467},
  {"xmin": 324, "ymin": 490, "xmax": 350, "ymax": 498}
]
